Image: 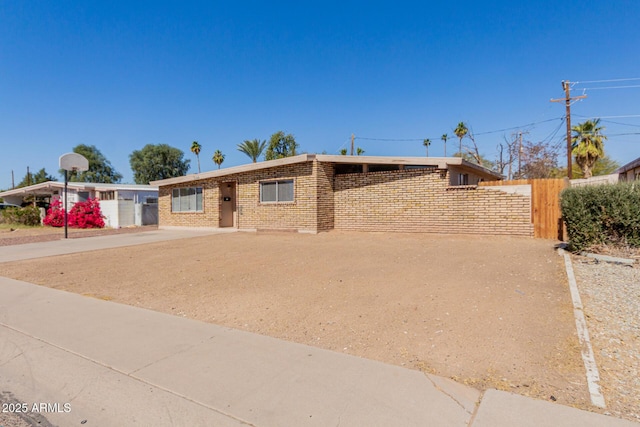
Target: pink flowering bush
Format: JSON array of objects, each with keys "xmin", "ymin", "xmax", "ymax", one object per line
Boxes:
[
  {"xmin": 68, "ymin": 198, "xmax": 105, "ymax": 228},
  {"xmin": 43, "ymin": 199, "xmax": 65, "ymax": 227},
  {"xmin": 43, "ymin": 198, "xmax": 105, "ymax": 229}
]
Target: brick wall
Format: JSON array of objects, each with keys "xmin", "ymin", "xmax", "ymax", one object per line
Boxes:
[
  {"xmin": 333, "ymin": 168, "xmax": 533, "ymax": 236},
  {"xmin": 158, "ymin": 160, "xmax": 533, "ymax": 237},
  {"xmin": 315, "ymin": 160, "xmax": 335, "ymax": 231},
  {"xmin": 158, "ymin": 180, "xmax": 220, "ymax": 228},
  {"xmin": 158, "ymin": 162, "xmax": 321, "ymax": 232},
  {"xmin": 235, "ymin": 162, "xmax": 318, "ymax": 231}
]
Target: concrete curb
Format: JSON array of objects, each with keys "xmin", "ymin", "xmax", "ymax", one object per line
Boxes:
[{"xmin": 559, "ymin": 248, "xmax": 606, "ymax": 408}]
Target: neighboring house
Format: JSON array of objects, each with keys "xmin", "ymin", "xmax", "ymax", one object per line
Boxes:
[
  {"xmin": 151, "ymin": 154, "xmax": 534, "ymax": 237},
  {"xmin": 0, "ymin": 182, "xmax": 159, "ymax": 228},
  {"xmin": 615, "ymin": 156, "xmax": 640, "ymax": 182}
]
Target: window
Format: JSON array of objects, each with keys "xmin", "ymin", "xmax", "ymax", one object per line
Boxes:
[
  {"xmin": 458, "ymin": 174, "xmax": 469, "ymax": 185},
  {"xmin": 260, "ymin": 180, "xmax": 294, "ymax": 203},
  {"xmin": 172, "ymin": 187, "xmax": 203, "ymax": 212},
  {"xmin": 145, "ymin": 197, "xmax": 158, "ymax": 204},
  {"xmin": 100, "ymin": 191, "xmax": 115, "ymax": 200}
]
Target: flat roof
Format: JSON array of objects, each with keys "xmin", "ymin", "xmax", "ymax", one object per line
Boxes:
[
  {"xmin": 615, "ymin": 156, "xmax": 640, "ymax": 174},
  {"xmin": 151, "ymin": 154, "xmax": 502, "ymax": 186},
  {"xmin": 0, "ymin": 181, "xmax": 158, "ymax": 197}
]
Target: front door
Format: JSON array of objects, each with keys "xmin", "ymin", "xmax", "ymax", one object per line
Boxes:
[{"xmin": 220, "ymin": 182, "xmax": 236, "ymax": 227}]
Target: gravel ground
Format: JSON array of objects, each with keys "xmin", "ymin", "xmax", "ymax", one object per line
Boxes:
[{"xmin": 572, "ymin": 255, "xmax": 640, "ymax": 423}]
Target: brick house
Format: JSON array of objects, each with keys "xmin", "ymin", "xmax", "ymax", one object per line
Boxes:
[{"xmin": 151, "ymin": 154, "xmax": 534, "ymax": 236}]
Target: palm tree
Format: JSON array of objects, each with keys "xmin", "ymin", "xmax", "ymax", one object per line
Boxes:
[
  {"xmin": 237, "ymin": 139, "xmax": 266, "ymax": 163},
  {"xmin": 571, "ymin": 119, "xmax": 607, "ymax": 178},
  {"xmin": 423, "ymin": 139, "xmax": 431, "ymax": 157},
  {"xmin": 356, "ymin": 147, "xmax": 365, "ymax": 156},
  {"xmin": 212, "ymin": 150, "xmax": 225, "ymax": 169},
  {"xmin": 454, "ymin": 122, "xmax": 468, "ymax": 157},
  {"xmin": 190, "ymin": 141, "xmax": 202, "ymax": 173},
  {"xmin": 339, "ymin": 148, "xmax": 347, "ymax": 155},
  {"xmin": 441, "ymin": 134, "xmax": 448, "ymax": 156}
]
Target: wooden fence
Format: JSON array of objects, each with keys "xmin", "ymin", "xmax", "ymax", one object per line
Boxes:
[{"xmin": 480, "ymin": 178, "xmax": 569, "ymax": 239}]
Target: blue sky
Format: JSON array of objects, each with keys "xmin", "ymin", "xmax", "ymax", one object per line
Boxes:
[{"xmin": 1, "ymin": 1, "xmax": 639, "ymax": 188}]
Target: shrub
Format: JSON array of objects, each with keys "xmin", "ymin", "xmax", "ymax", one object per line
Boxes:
[
  {"xmin": 561, "ymin": 182, "xmax": 640, "ymax": 251},
  {"xmin": 43, "ymin": 198, "xmax": 105, "ymax": 229},
  {"xmin": 68, "ymin": 198, "xmax": 105, "ymax": 229},
  {"xmin": 0, "ymin": 205, "xmax": 42, "ymax": 226},
  {"xmin": 43, "ymin": 199, "xmax": 65, "ymax": 227}
]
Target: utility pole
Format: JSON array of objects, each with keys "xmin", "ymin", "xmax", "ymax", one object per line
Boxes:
[
  {"xmin": 350, "ymin": 134, "xmax": 355, "ymax": 156},
  {"xmin": 513, "ymin": 131, "xmax": 528, "ymax": 179},
  {"xmin": 551, "ymin": 81, "xmax": 587, "ymax": 179},
  {"xmin": 518, "ymin": 132, "xmax": 522, "ymax": 178}
]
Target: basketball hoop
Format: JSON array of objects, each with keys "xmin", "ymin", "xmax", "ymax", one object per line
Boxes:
[{"xmin": 59, "ymin": 153, "xmax": 89, "ymax": 238}]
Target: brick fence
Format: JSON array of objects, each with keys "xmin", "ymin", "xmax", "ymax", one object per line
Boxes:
[{"xmin": 333, "ymin": 168, "xmax": 533, "ymax": 236}]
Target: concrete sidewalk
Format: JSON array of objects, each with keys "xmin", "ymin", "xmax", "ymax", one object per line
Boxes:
[
  {"xmin": 0, "ymin": 228, "xmax": 228, "ymax": 263},
  {"xmin": 0, "ymin": 231, "xmax": 638, "ymax": 426}
]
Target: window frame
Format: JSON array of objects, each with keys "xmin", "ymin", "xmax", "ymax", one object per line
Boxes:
[
  {"xmin": 259, "ymin": 179, "xmax": 295, "ymax": 203},
  {"xmin": 171, "ymin": 187, "xmax": 203, "ymax": 212}
]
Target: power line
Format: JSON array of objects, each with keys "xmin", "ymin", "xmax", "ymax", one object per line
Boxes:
[
  {"xmin": 538, "ymin": 117, "xmax": 566, "ymax": 145},
  {"xmin": 583, "ymin": 85, "xmax": 640, "ymax": 90},
  {"xmin": 575, "ymin": 114, "xmax": 640, "ymax": 120},
  {"xmin": 356, "ymin": 137, "xmax": 424, "ymax": 142},
  {"xmin": 354, "ymin": 117, "xmax": 564, "ymax": 143},
  {"xmin": 550, "ymin": 81, "xmax": 587, "ymax": 178},
  {"xmin": 473, "ymin": 117, "xmax": 563, "ymax": 136},
  {"xmin": 608, "ymin": 132, "xmax": 640, "ymax": 137},
  {"xmin": 575, "ymin": 77, "xmax": 640, "ymax": 84}
]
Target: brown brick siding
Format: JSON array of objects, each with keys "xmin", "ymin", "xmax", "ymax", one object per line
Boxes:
[
  {"xmin": 158, "ymin": 162, "xmax": 321, "ymax": 232},
  {"xmin": 333, "ymin": 168, "xmax": 533, "ymax": 236},
  {"xmin": 315, "ymin": 160, "xmax": 335, "ymax": 231},
  {"xmin": 158, "ymin": 160, "xmax": 533, "ymax": 237},
  {"xmin": 158, "ymin": 180, "xmax": 220, "ymax": 228}
]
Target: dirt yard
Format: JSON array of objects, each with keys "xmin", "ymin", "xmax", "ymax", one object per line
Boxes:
[{"xmin": 0, "ymin": 230, "xmax": 593, "ymax": 410}]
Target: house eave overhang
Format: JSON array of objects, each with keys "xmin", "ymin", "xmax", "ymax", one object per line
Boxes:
[
  {"xmin": 151, "ymin": 154, "xmax": 317, "ymax": 186},
  {"xmin": 614, "ymin": 156, "xmax": 640, "ymax": 175},
  {"xmin": 0, "ymin": 181, "xmax": 157, "ymax": 198},
  {"xmin": 150, "ymin": 154, "xmax": 503, "ymax": 187},
  {"xmin": 316, "ymin": 155, "xmax": 503, "ymax": 180}
]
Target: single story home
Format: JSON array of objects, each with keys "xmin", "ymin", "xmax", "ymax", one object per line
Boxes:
[
  {"xmin": 151, "ymin": 154, "xmax": 535, "ymax": 236},
  {"xmin": 0, "ymin": 181, "xmax": 158, "ymax": 228}
]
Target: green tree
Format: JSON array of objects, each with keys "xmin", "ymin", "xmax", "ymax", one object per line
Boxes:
[
  {"xmin": 552, "ymin": 155, "xmax": 620, "ymax": 179},
  {"xmin": 454, "ymin": 122, "xmax": 468, "ymax": 158},
  {"xmin": 339, "ymin": 148, "xmax": 347, "ymax": 155},
  {"xmin": 212, "ymin": 150, "xmax": 225, "ymax": 169},
  {"xmin": 423, "ymin": 139, "xmax": 431, "ymax": 157},
  {"xmin": 237, "ymin": 139, "xmax": 266, "ymax": 163},
  {"xmin": 190, "ymin": 141, "xmax": 202, "ymax": 173},
  {"xmin": 441, "ymin": 134, "xmax": 449, "ymax": 157},
  {"xmin": 62, "ymin": 144, "xmax": 122, "ymax": 183},
  {"xmin": 571, "ymin": 119, "xmax": 607, "ymax": 178},
  {"xmin": 129, "ymin": 144, "xmax": 191, "ymax": 184},
  {"xmin": 265, "ymin": 131, "xmax": 299, "ymax": 160},
  {"xmin": 17, "ymin": 168, "xmax": 56, "ymax": 188}
]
